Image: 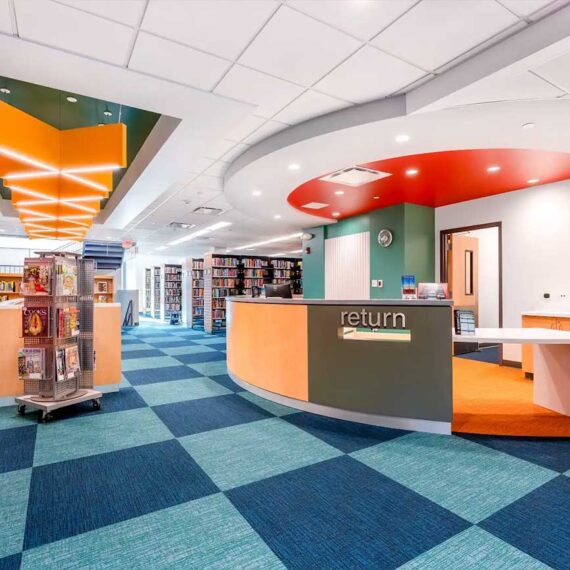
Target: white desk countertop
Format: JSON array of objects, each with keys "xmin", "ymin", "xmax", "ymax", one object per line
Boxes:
[
  {"xmin": 453, "ymin": 328, "xmax": 570, "ymax": 344},
  {"xmin": 522, "ymin": 310, "xmax": 570, "ymax": 318}
]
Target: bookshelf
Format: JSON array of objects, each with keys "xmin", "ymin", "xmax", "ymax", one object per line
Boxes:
[
  {"xmin": 0, "ymin": 265, "xmax": 23, "ymax": 302},
  {"xmin": 153, "ymin": 266, "xmax": 161, "ymax": 319},
  {"xmin": 203, "ymin": 253, "xmax": 303, "ymax": 333},
  {"xmin": 191, "ymin": 259, "xmax": 204, "ymax": 328},
  {"xmin": 144, "ymin": 268, "xmax": 151, "ymax": 316},
  {"xmin": 93, "ymin": 275, "xmax": 114, "ymax": 303},
  {"xmin": 162, "ymin": 264, "xmax": 182, "ymax": 320}
]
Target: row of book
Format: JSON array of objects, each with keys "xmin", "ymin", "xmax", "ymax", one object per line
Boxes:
[
  {"xmin": 18, "ymin": 345, "xmax": 80, "ymax": 381},
  {"xmin": 212, "ymin": 299, "xmax": 226, "ymax": 309},
  {"xmin": 165, "ymin": 281, "xmax": 181, "ymax": 289},
  {"xmin": 212, "ymin": 269, "xmax": 238, "ymax": 277},
  {"xmin": 212, "ymin": 257, "xmax": 241, "ymax": 267},
  {"xmin": 165, "ymin": 265, "xmax": 182, "ymax": 275},
  {"xmin": 212, "ymin": 278, "xmax": 237, "ymax": 287},
  {"xmin": 192, "ymin": 270, "xmax": 203, "ymax": 279},
  {"xmin": 193, "ymin": 289, "xmax": 204, "ymax": 298},
  {"xmin": 0, "ymin": 280, "xmax": 18, "ymax": 292},
  {"xmin": 193, "ymin": 280, "xmax": 204, "ymax": 288},
  {"xmin": 192, "ymin": 261, "xmax": 204, "ymax": 270},
  {"xmin": 242, "ymin": 269, "xmax": 265, "ymax": 278},
  {"xmin": 272, "ymin": 260, "xmax": 299, "ymax": 269}
]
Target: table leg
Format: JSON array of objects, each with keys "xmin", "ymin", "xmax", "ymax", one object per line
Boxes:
[{"xmin": 533, "ymin": 344, "xmax": 570, "ymax": 416}]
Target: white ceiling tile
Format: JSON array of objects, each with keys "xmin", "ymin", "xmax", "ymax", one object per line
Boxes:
[
  {"xmin": 188, "ymin": 174, "xmax": 224, "ymax": 192},
  {"xmin": 372, "ymin": 0, "xmax": 519, "ymax": 71},
  {"xmin": 315, "ymin": 46, "xmax": 426, "ymax": 103},
  {"xmin": 439, "ymin": 70, "xmax": 564, "ymax": 107},
  {"xmin": 55, "ymin": 0, "xmax": 146, "ymax": 26},
  {"xmin": 0, "ymin": 0, "xmax": 13, "ymax": 34},
  {"xmin": 225, "ymin": 115, "xmax": 267, "ymax": 142},
  {"xmin": 142, "ymin": 0, "xmax": 278, "ymax": 60},
  {"xmin": 239, "ymin": 6, "xmax": 361, "ymax": 86},
  {"xmin": 221, "ymin": 142, "xmax": 250, "ymax": 163},
  {"xmin": 214, "ymin": 65, "xmax": 304, "ymax": 117},
  {"xmin": 533, "ymin": 50, "xmax": 570, "ymax": 93},
  {"xmin": 205, "ymin": 161, "xmax": 230, "ymax": 178},
  {"xmin": 203, "ymin": 193, "xmax": 233, "ymax": 212},
  {"xmin": 129, "ymin": 32, "xmax": 231, "ymax": 91},
  {"xmin": 244, "ymin": 119, "xmax": 289, "ymax": 144},
  {"xmin": 499, "ymin": 0, "xmax": 554, "ymax": 17},
  {"xmin": 14, "ymin": 0, "xmax": 135, "ymax": 66},
  {"xmin": 274, "ymin": 89, "xmax": 350, "ymax": 124},
  {"xmin": 287, "ymin": 0, "xmax": 416, "ymax": 40},
  {"xmin": 203, "ymin": 139, "xmax": 237, "ymax": 160}
]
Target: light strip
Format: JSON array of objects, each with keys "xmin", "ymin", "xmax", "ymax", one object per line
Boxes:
[
  {"xmin": 168, "ymin": 221, "xmax": 232, "ymax": 246},
  {"xmin": 8, "ymin": 185, "xmax": 58, "ymax": 201},
  {"xmin": 21, "ymin": 216, "xmax": 58, "ymax": 222},
  {"xmin": 18, "ymin": 209, "xmax": 55, "ymax": 219},
  {"xmin": 59, "ymin": 201, "xmax": 97, "ymax": 213},
  {"xmin": 61, "ymin": 164, "xmax": 121, "ymax": 174},
  {"xmin": 62, "ymin": 172, "xmax": 109, "ymax": 192},
  {"xmin": 0, "ymin": 146, "xmax": 58, "ymax": 172},
  {"xmin": 64, "ymin": 219, "xmax": 90, "ymax": 228},
  {"xmin": 4, "ymin": 171, "xmax": 59, "ymax": 181},
  {"xmin": 25, "ymin": 223, "xmax": 55, "ymax": 231},
  {"xmin": 62, "ymin": 196, "xmax": 104, "ymax": 202},
  {"xmin": 16, "ymin": 199, "xmax": 56, "ymax": 206},
  {"xmin": 233, "ymin": 232, "xmax": 302, "ymax": 251},
  {"xmin": 59, "ymin": 214, "xmax": 93, "ymax": 220}
]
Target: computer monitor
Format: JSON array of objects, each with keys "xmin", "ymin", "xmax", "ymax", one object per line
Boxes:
[{"xmin": 264, "ymin": 282, "xmax": 292, "ymax": 299}]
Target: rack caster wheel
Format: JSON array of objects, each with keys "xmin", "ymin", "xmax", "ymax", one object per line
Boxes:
[
  {"xmin": 93, "ymin": 399, "xmax": 101, "ymax": 410},
  {"xmin": 17, "ymin": 404, "xmax": 26, "ymax": 415},
  {"xmin": 40, "ymin": 412, "xmax": 53, "ymax": 423}
]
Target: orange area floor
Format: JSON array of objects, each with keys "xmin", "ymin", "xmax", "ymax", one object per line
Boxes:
[{"xmin": 452, "ymin": 357, "xmax": 570, "ymax": 437}]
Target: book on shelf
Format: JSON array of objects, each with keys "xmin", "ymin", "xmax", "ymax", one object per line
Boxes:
[
  {"xmin": 23, "ymin": 306, "xmax": 50, "ymax": 337},
  {"xmin": 64, "ymin": 345, "xmax": 81, "ymax": 379},
  {"xmin": 18, "ymin": 348, "xmax": 45, "ymax": 380},
  {"xmin": 56, "ymin": 306, "xmax": 80, "ymax": 338},
  {"xmin": 22, "ymin": 260, "xmax": 52, "ymax": 295}
]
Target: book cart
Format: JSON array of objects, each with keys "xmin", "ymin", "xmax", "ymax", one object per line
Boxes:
[{"xmin": 15, "ymin": 252, "xmax": 101, "ymax": 423}]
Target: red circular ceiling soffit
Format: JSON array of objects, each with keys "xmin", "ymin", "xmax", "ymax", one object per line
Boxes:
[{"xmin": 287, "ymin": 149, "xmax": 570, "ymax": 220}]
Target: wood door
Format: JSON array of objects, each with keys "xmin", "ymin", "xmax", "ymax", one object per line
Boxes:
[{"xmin": 450, "ymin": 235, "xmax": 479, "ymax": 322}]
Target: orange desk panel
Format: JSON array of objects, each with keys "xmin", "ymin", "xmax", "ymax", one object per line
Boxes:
[
  {"xmin": 0, "ymin": 307, "xmax": 24, "ymax": 399},
  {"xmin": 227, "ymin": 301, "xmax": 308, "ymax": 401},
  {"xmin": 94, "ymin": 303, "xmax": 122, "ymax": 387}
]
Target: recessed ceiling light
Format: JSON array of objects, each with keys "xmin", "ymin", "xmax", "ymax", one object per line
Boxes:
[
  {"xmin": 66, "ymin": 96, "xmax": 78, "ymax": 103},
  {"xmin": 288, "ymin": 163, "xmax": 300, "ymax": 171},
  {"xmin": 0, "ymin": 87, "xmax": 10, "ymax": 95},
  {"xmin": 373, "ymin": 196, "xmax": 380, "ymax": 200},
  {"xmin": 155, "ymin": 246, "xmax": 167, "ymax": 251},
  {"xmin": 522, "ymin": 122, "xmax": 535, "ymax": 129},
  {"xmin": 106, "ymin": 236, "xmax": 112, "ymax": 239},
  {"xmin": 332, "ymin": 212, "xmax": 340, "ymax": 217},
  {"xmin": 252, "ymin": 190, "xmax": 262, "ymax": 197},
  {"xmin": 334, "ymin": 190, "xmax": 345, "ymax": 195},
  {"xmin": 405, "ymin": 168, "xmax": 419, "ymax": 176},
  {"xmin": 274, "ymin": 214, "xmax": 282, "ymax": 219},
  {"xmin": 527, "ymin": 178, "xmax": 540, "ymax": 184},
  {"xmin": 395, "ymin": 134, "xmax": 410, "ymax": 143},
  {"xmin": 235, "ymin": 232, "xmax": 302, "ymax": 250},
  {"xmin": 487, "ymin": 165, "xmax": 501, "ymax": 173}
]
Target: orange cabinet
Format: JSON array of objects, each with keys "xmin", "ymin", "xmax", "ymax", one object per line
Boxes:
[{"xmin": 522, "ymin": 315, "xmax": 567, "ymax": 374}]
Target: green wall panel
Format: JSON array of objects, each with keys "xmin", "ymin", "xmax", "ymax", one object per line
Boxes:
[
  {"xmin": 404, "ymin": 204, "xmax": 435, "ymax": 284},
  {"xmin": 302, "ymin": 226, "xmax": 325, "ymax": 299}
]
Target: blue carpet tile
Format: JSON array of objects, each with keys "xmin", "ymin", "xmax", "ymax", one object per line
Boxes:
[
  {"xmin": 0, "ymin": 322, "xmax": 566, "ymax": 569},
  {"xmin": 285, "ymin": 412, "xmax": 407, "ymax": 453},
  {"xmin": 227, "ymin": 455, "xmax": 470, "ymax": 569},
  {"xmin": 123, "ymin": 364, "xmax": 202, "ymax": 386},
  {"xmin": 0, "ymin": 426, "xmax": 36, "ymax": 474},
  {"xmin": 153, "ymin": 394, "xmax": 272, "ymax": 437}
]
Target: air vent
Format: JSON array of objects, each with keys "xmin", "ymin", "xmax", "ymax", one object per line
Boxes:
[
  {"xmin": 302, "ymin": 202, "xmax": 329, "ymax": 210},
  {"xmin": 169, "ymin": 222, "xmax": 196, "ymax": 230},
  {"xmin": 319, "ymin": 167, "xmax": 391, "ymax": 187},
  {"xmin": 193, "ymin": 207, "xmax": 223, "ymax": 215}
]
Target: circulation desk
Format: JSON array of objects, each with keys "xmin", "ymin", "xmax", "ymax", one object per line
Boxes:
[{"xmin": 227, "ymin": 298, "xmax": 453, "ymax": 434}]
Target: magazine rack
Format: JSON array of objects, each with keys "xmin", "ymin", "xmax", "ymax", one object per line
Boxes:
[{"xmin": 15, "ymin": 252, "xmax": 101, "ymax": 422}]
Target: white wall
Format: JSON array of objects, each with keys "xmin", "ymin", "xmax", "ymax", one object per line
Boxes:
[
  {"xmin": 465, "ymin": 227, "xmax": 499, "ymax": 329},
  {"xmin": 436, "ymin": 180, "xmax": 570, "ymax": 362}
]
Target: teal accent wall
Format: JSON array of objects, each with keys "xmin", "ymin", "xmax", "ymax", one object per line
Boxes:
[{"xmin": 302, "ymin": 204, "xmax": 435, "ymax": 299}]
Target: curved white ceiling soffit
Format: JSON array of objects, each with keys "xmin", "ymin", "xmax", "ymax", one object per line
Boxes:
[{"xmin": 224, "ymin": 3, "xmax": 570, "ymax": 227}]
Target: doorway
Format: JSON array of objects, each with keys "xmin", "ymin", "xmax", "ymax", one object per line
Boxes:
[{"xmin": 440, "ymin": 222, "xmax": 502, "ymax": 363}]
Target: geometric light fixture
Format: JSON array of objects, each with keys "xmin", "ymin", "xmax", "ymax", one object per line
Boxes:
[{"xmin": 0, "ymin": 100, "xmax": 126, "ymax": 240}]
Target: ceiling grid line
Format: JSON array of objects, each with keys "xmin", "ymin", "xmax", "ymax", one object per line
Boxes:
[
  {"xmin": 123, "ymin": 0, "xmax": 150, "ymax": 69},
  {"xmin": 7, "ymin": 0, "xmax": 18, "ymax": 36}
]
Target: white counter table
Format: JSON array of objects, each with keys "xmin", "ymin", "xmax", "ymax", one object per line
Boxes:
[{"xmin": 454, "ymin": 327, "xmax": 570, "ymax": 416}]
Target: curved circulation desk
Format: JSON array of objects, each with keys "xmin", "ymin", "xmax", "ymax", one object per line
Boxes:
[{"xmin": 227, "ymin": 298, "xmax": 453, "ymax": 435}]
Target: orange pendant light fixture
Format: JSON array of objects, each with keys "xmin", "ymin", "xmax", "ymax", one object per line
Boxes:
[{"xmin": 0, "ymin": 100, "xmax": 126, "ymax": 240}]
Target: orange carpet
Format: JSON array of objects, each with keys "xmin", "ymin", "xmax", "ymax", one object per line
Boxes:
[{"xmin": 452, "ymin": 357, "xmax": 570, "ymax": 437}]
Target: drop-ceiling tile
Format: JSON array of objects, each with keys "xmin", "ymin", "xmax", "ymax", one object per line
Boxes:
[
  {"xmin": 0, "ymin": 0, "xmax": 13, "ymax": 34},
  {"xmin": 214, "ymin": 65, "xmax": 305, "ymax": 118},
  {"xmin": 239, "ymin": 6, "xmax": 361, "ymax": 86},
  {"xmin": 14, "ymin": 0, "xmax": 135, "ymax": 66},
  {"xmin": 55, "ymin": 0, "xmax": 146, "ymax": 26},
  {"xmin": 287, "ymin": 0, "xmax": 416, "ymax": 41},
  {"xmin": 225, "ymin": 115, "xmax": 267, "ymax": 142},
  {"xmin": 205, "ymin": 162, "xmax": 230, "ymax": 179},
  {"xmin": 533, "ymin": 50, "xmax": 570, "ymax": 93},
  {"xmin": 499, "ymin": 0, "xmax": 555, "ymax": 17},
  {"xmin": 141, "ymin": 0, "xmax": 278, "ymax": 60},
  {"xmin": 274, "ymin": 90, "xmax": 350, "ymax": 125},
  {"xmin": 315, "ymin": 46, "xmax": 425, "ymax": 103},
  {"xmin": 187, "ymin": 174, "xmax": 223, "ymax": 192},
  {"xmin": 221, "ymin": 143, "xmax": 250, "ymax": 163},
  {"xmin": 244, "ymin": 120, "xmax": 289, "ymax": 145},
  {"xmin": 129, "ymin": 32, "xmax": 231, "ymax": 91},
  {"xmin": 372, "ymin": 0, "xmax": 519, "ymax": 71},
  {"xmin": 204, "ymin": 139, "xmax": 238, "ymax": 161}
]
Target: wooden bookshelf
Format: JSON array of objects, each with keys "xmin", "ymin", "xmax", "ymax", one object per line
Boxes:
[
  {"xmin": 0, "ymin": 267, "xmax": 23, "ymax": 301},
  {"xmin": 153, "ymin": 266, "xmax": 161, "ymax": 319},
  {"xmin": 94, "ymin": 275, "xmax": 114, "ymax": 303},
  {"xmin": 144, "ymin": 268, "xmax": 151, "ymax": 316},
  {"xmin": 191, "ymin": 259, "xmax": 204, "ymax": 328},
  {"xmin": 162, "ymin": 264, "xmax": 182, "ymax": 320}
]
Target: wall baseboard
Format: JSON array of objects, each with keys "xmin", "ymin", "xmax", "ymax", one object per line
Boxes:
[{"xmin": 502, "ymin": 359, "xmax": 522, "ymax": 369}]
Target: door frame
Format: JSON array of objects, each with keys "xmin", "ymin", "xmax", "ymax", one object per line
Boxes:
[{"xmin": 440, "ymin": 222, "xmax": 505, "ymax": 362}]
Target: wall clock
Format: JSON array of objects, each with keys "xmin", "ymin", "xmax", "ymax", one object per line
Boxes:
[{"xmin": 378, "ymin": 229, "xmax": 393, "ymax": 248}]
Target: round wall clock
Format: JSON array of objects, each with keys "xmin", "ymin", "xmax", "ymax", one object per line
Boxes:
[{"xmin": 378, "ymin": 229, "xmax": 393, "ymax": 248}]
